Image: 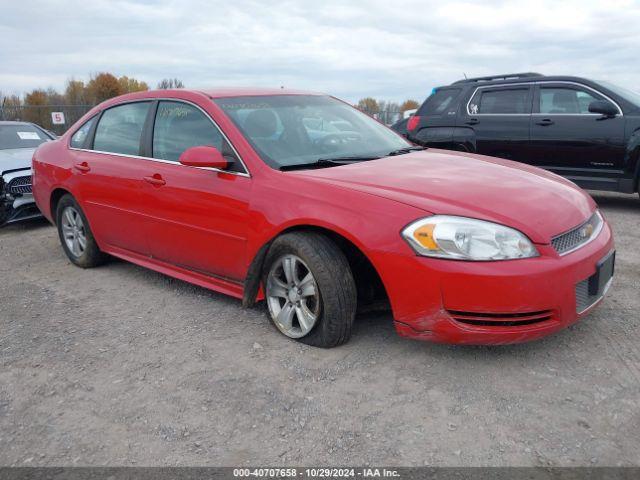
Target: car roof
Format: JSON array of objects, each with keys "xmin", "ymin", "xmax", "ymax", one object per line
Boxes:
[
  {"xmin": 444, "ymin": 73, "xmax": 598, "ymax": 89},
  {"xmin": 106, "ymin": 87, "xmax": 322, "ymax": 101},
  {"xmin": 92, "ymin": 88, "xmax": 327, "ymax": 111},
  {"xmin": 196, "ymin": 87, "xmax": 323, "ymax": 98}
]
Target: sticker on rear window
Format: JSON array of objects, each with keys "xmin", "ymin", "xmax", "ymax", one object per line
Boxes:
[{"xmin": 17, "ymin": 131, "xmax": 41, "ymax": 140}]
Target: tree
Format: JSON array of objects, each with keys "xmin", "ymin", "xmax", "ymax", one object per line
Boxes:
[
  {"xmin": 0, "ymin": 94, "xmax": 22, "ymax": 121},
  {"xmin": 400, "ymin": 99, "xmax": 419, "ymax": 113},
  {"xmin": 2, "ymin": 94, "xmax": 22, "ymax": 109},
  {"xmin": 23, "ymin": 89, "xmax": 49, "ymax": 126},
  {"xmin": 46, "ymin": 87, "xmax": 65, "ymax": 106},
  {"xmin": 86, "ymin": 72, "xmax": 122, "ymax": 104},
  {"xmin": 118, "ymin": 76, "xmax": 149, "ymax": 94},
  {"xmin": 157, "ymin": 78, "xmax": 185, "ymax": 89},
  {"xmin": 24, "ymin": 89, "xmax": 47, "ymax": 107},
  {"xmin": 357, "ymin": 97, "xmax": 379, "ymax": 114},
  {"xmin": 64, "ymin": 79, "xmax": 87, "ymax": 105},
  {"xmin": 4, "ymin": 95, "xmax": 22, "ymax": 108}
]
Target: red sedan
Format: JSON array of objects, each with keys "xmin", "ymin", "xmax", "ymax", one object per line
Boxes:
[{"xmin": 32, "ymin": 88, "xmax": 615, "ymax": 347}]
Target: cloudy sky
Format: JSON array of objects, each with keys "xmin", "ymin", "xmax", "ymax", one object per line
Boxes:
[{"xmin": 2, "ymin": 0, "xmax": 640, "ymax": 103}]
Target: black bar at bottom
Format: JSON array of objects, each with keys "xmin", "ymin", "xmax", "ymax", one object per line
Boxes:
[{"xmin": 1, "ymin": 467, "xmax": 639, "ymax": 480}]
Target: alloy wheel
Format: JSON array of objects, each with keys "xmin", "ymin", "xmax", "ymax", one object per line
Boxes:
[
  {"xmin": 61, "ymin": 206, "xmax": 87, "ymax": 258},
  {"xmin": 266, "ymin": 254, "xmax": 320, "ymax": 338}
]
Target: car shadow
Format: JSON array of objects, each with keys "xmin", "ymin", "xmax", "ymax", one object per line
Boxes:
[
  {"xmin": 86, "ymin": 259, "xmax": 592, "ymax": 357},
  {"xmin": 0, "ymin": 217, "xmax": 51, "ymax": 235},
  {"xmin": 588, "ymin": 191, "xmax": 640, "ymax": 212},
  {"xmin": 349, "ymin": 307, "xmax": 597, "ymax": 359}
]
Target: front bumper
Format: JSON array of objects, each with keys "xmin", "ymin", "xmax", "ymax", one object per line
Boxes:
[
  {"xmin": 1, "ymin": 169, "xmax": 41, "ymax": 226},
  {"xmin": 378, "ymin": 220, "xmax": 614, "ymax": 345}
]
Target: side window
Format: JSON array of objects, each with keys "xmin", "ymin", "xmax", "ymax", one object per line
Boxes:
[
  {"xmin": 539, "ymin": 87, "xmax": 601, "ymax": 114},
  {"xmin": 419, "ymin": 88, "xmax": 462, "ymax": 115},
  {"xmin": 153, "ymin": 101, "xmax": 223, "ymax": 162},
  {"xmin": 70, "ymin": 116, "xmax": 97, "ymax": 149},
  {"xmin": 469, "ymin": 88, "xmax": 530, "ymax": 114},
  {"xmin": 93, "ymin": 102, "xmax": 150, "ymax": 155}
]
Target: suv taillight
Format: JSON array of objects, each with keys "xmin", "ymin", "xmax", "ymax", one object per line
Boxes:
[{"xmin": 407, "ymin": 115, "xmax": 421, "ymax": 132}]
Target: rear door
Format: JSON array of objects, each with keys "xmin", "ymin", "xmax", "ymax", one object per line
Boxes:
[
  {"xmin": 462, "ymin": 84, "xmax": 533, "ymax": 162},
  {"xmin": 70, "ymin": 101, "xmax": 153, "ymax": 255},
  {"xmin": 140, "ymin": 100, "xmax": 251, "ymax": 282},
  {"xmin": 529, "ymin": 83, "xmax": 626, "ymax": 174}
]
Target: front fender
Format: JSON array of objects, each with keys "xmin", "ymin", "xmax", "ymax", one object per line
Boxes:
[{"xmin": 242, "ymin": 178, "xmax": 427, "ymax": 308}]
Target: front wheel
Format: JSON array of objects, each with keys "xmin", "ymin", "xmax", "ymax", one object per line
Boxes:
[
  {"xmin": 56, "ymin": 194, "xmax": 107, "ymax": 268},
  {"xmin": 263, "ymin": 232, "xmax": 357, "ymax": 348}
]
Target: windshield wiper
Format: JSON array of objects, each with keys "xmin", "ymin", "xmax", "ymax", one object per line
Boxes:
[
  {"xmin": 280, "ymin": 155, "xmax": 381, "ymax": 171},
  {"xmin": 387, "ymin": 146, "xmax": 427, "ymax": 156}
]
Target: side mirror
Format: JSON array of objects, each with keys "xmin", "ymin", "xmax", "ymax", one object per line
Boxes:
[
  {"xmin": 588, "ymin": 100, "xmax": 618, "ymax": 117},
  {"xmin": 179, "ymin": 145, "xmax": 230, "ymax": 169}
]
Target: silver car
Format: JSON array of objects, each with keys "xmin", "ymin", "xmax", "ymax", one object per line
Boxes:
[{"xmin": 0, "ymin": 121, "xmax": 55, "ymax": 225}]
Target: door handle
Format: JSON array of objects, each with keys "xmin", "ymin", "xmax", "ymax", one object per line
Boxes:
[
  {"xmin": 465, "ymin": 118, "xmax": 479, "ymax": 125},
  {"xmin": 143, "ymin": 174, "xmax": 166, "ymax": 187},
  {"xmin": 73, "ymin": 162, "xmax": 91, "ymax": 173},
  {"xmin": 536, "ymin": 119, "xmax": 554, "ymax": 126}
]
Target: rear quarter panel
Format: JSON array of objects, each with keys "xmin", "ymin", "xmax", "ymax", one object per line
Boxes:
[
  {"xmin": 623, "ymin": 117, "xmax": 640, "ymax": 182},
  {"xmin": 32, "ymin": 139, "xmax": 74, "ymax": 222}
]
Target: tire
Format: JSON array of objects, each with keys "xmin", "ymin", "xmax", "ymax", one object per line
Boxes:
[
  {"xmin": 56, "ymin": 194, "xmax": 107, "ymax": 268},
  {"xmin": 262, "ymin": 232, "xmax": 357, "ymax": 348}
]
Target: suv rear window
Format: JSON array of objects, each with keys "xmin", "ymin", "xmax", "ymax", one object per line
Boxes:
[
  {"xmin": 469, "ymin": 88, "xmax": 530, "ymax": 114},
  {"xmin": 418, "ymin": 88, "xmax": 461, "ymax": 115}
]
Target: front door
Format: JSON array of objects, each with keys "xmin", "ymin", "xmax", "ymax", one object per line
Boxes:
[
  {"xmin": 529, "ymin": 83, "xmax": 626, "ymax": 175},
  {"xmin": 140, "ymin": 100, "xmax": 251, "ymax": 282},
  {"xmin": 462, "ymin": 84, "xmax": 533, "ymax": 162}
]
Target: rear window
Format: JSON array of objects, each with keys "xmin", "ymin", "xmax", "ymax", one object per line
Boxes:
[
  {"xmin": 468, "ymin": 88, "xmax": 530, "ymax": 114},
  {"xmin": 418, "ymin": 88, "xmax": 461, "ymax": 115},
  {"xmin": 0, "ymin": 124, "xmax": 50, "ymax": 150},
  {"xmin": 93, "ymin": 102, "xmax": 150, "ymax": 155}
]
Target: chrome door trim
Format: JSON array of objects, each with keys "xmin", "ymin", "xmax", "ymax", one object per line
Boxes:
[
  {"xmin": 465, "ymin": 82, "xmax": 534, "ymax": 116},
  {"xmin": 465, "ymin": 81, "xmax": 624, "ymax": 117},
  {"xmin": 532, "ymin": 81, "xmax": 623, "ymax": 116},
  {"xmin": 68, "ymin": 147, "xmax": 251, "ymax": 178},
  {"xmin": 68, "ymin": 97, "xmax": 252, "ymax": 177}
]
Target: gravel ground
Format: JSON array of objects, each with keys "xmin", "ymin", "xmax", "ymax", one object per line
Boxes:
[{"xmin": 0, "ymin": 192, "xmax": 639, "ymax": 467}]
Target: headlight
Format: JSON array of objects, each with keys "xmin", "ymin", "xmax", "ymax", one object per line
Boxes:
[{"xmin": 402, "ymin": 215, "xmax": 538, "ymax": 261}]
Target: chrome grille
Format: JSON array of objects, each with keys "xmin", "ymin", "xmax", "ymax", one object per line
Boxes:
[
  {"xmin": 6, "ymin": 175, "xmax": 32, "ymax": 195},
  {"xmin": 575, "ymin": 277, "xmax": 611, "ymax": 313},
  {"xmin": 552, "ymin": 212, "xmax": 603, "ymax": 255}
]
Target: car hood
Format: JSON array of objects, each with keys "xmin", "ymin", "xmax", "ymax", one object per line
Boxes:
[
  {"xmin": 293, "ymin": 149, "xmax": 595, "ymax": 244},
  {"xmin": 0, "ymin": 148, "xmax": 35, "ymax": 175}
]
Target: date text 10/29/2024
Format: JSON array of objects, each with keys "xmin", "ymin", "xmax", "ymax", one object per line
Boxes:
[{"xmin": 233, "ymin": 468, "xmax": 400, "ymax": 478}]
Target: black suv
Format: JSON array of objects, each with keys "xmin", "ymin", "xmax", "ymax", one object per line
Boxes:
[{"xmin": 407, "ymin": 73, "xmax": 640, "ymax": 195}]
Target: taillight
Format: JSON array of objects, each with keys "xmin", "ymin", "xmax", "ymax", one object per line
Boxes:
[{"xmin": 407, "ymin": 115, "xmax": 421, "ymax": 132}]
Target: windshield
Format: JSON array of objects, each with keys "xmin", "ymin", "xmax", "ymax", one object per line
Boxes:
[
  {"xmin": 0, "ymin": 124, "xmax": 51, "ymax": 150},
  {"xmin": 214, "ymin": 95, "xmax": 411, "ymax": 169},
  {"xmin": 598, "ymin": 81, "xmax": 640, "ymax": 108}
]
